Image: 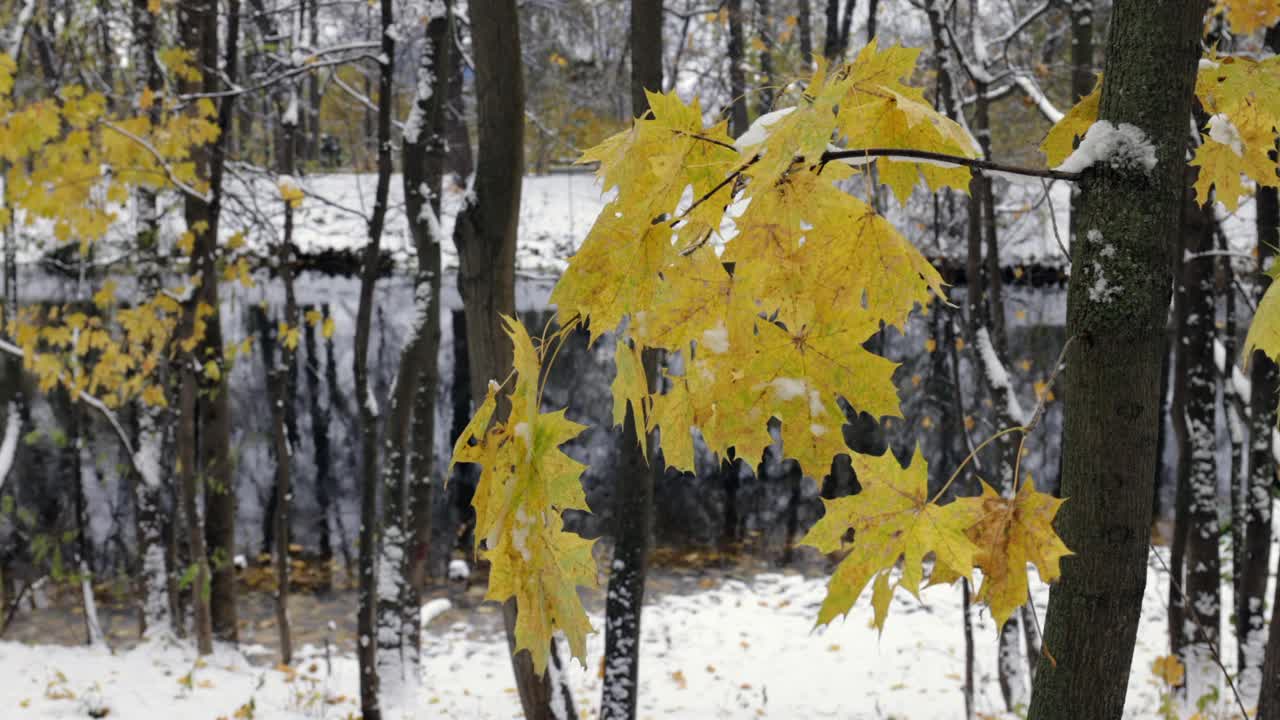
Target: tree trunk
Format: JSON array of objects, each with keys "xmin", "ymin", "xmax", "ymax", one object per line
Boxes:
[
  {"xmin": 304, "ymin": 310, "xmax": 334, "ymax": 590},
  {"xmin": 600, "ymin": 12, "xmax": 663, "ymax": 715},
  {"xmin": 797, "ymin": 0, "xmax": 812, "ymax": 65},
  {"xmin": 1176, "ymin": 191, "xmax": 1221, "ymax": 703},
  {"xmin": 375, "ymin": 4, "xmax": 451, "ymax": 705},
  {"xmin": 1254, "ymin": 156, "xmax": 1280, "ymax": 720},
  {"xmin": 178, "ymin": 363, "xmax": 213, "ymax": 654},
  {"xmin": 1247, "ymin": 28, "xmax": 1279, "ymax": 715},
  {"xmin": 726, "ymin": 0, "xmax": 749, "ymax": 138},
  {"xmin": 1069, "ymin": 1, "xmax": 1095, "ymax": 104},
  {"xmin": 355, "ymin": 0, "xmax": 395, "ymax": 711},
  {"xmin": 405, "ymin": 0, "xmax": 451, "ymax": 614},
  {"xmin": 270, "ymin": 89, "xmax": 302, "ymax": 666},
  {"xmin": 630, "ymin": 0, "xmax": 663, "ymax": 118},
  {"xmin": 455, "ymin": 2, "xmax": 574, "ymax": 717},
  {"xmin": 178, "ymin": 0, "xmax": 241, "ymax": 645},
  {"xmin": 268, "ymin": 362, "xmax": 293, "ymax": 665},
  {"xmin": 755, "ymin": 0, "xmax": 774, "ymax": 115},
  {"xmin": 1026, "ymin": 2, "xmax": 1205, "ymax": 718},
  {"xmin": 446, "ymin": 19, "xmax": 473, "ymax": 185},
  {"xmin": 129, "ymin": 0, "xmax": 173, "ymax": 642}
]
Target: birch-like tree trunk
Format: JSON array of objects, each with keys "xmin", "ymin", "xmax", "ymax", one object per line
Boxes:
[
  {"xmin": 375, "ymin": 3, "xmax": 450, "ymax": 705},
  {"xmin": 129, "ymin": 0, "xmax": 173, "ymax": 642}
]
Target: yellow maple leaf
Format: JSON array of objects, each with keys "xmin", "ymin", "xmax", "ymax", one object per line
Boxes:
[
  {"xmin": 92, "ymin": 280, "xmax": 117, "ymax": 310},
  {"xmin": 832, "ymin": 41, "xmax": 978, "ymax": 202},
  {"xmin": 1244, "ymin": 275, "xmax": 1280, "ymax": 367},
  {"xmin": 278, "ymin": 178, "xmax": 304, "ymax": 208},
  {"xmin": 1151, "ymin": 654, "xmax": 1185, "ymax": 687},
  {"xmin": 1189, "ymin": 138, "xmax": 1247, "ymax": 211},
  {"xmin": 611, "ymin": 337, "xmax": 650, "ymax": 457},
  {"xmin": 556, "ymin": 92, "xmax": 738, "ymax": 342},
  {"xmin": 800, "ymin": 446, "xmax": 985, "ymax": 627},
  {"xmin": 965, "ymin": 478, "xmax": 1071, "ymax": 627},
  {"xmin": 449, "ymin": 317, "xmax": 597, "ymax": 674},
  {"xmin": 1192, "ymin": 54, "xmax": 1280, "ymax": 208},
  {"xmin": 1040, "ymin": 75, "xmax": 1101, "ymax": 167},
  {"xmin": 1216, "ymin": 0, "xmax": 1280, "ymax": 34}
]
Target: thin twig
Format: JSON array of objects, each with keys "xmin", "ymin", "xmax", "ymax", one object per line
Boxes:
[
  {"xmin": 0, "ymin": 580, "xmax": 31, "ymax": 638},
  {"xmin": 820, "ymin": 148, "xmax": 1082, "ymax": 182},
  {"xmin": 1040, "ymin": 178, "xmax": 1071, "ymax": 261},
  {"xmin": 100, "ymin": 121, "xmax": 212, "ymax": 202},
  {"xmin": 1148, "ymin": 545, "xmax": 1250, "ymax": 720},
  {"xmin": 661, "ymin": 153, "xmax": 759, "ymax": 226}
]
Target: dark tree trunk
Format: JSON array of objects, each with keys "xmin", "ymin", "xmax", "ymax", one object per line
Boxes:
[
  {"xmin": 178, "ymin": 0, "xmax": 240, "ymax": 645},
  {"xmin": 630, "ymin": 0, "xmax": 663, "ymax": 118},
  {"xmin": 797, "ymin": 0, "xmax": 813, "ymax": 64},
  {"xmin": 178, "ymin": 363, "xmax": 213, "ymax": 654},
  {"xmin": 1176, "ymin": 189, "xmax": 1221, "ymax": 700},
  {"xmin": 600, "ymin": 14, "xmax": 663, "ymax": 713},
  {"xmin": 406, "ymin": 0, "xmax": 451, "ymax": 610},
  {"xmin": 755, "ymin": 0, "xmax": 774, "ymax": 115},
  {"xmin": 268, "ymin": 361, "xmax": 293, "ymax": 665},
  {"xmin": 726, "ymin": 0, "xmax": 749, "ymax": 138},
  {"xmin": 601, "ymin": 387, "xmax": 655, "ymax": 720},
  {"xmin": 454, "ymin": 2, "xmax": 574, "ymax": 717},
  {"xmin": 823, "ymin": 0, "xmax": 839, "ymax": 61},
  {"xmin": 446, "ymin": 20, "xmax": 473, "ymax": 185},
  {"xmin": 304, "ymin": 311, "xmax": 334, "ymax": 590},
  {"xmin": 1248, "ymin": 30, "xmax": 1280, "ymax": 717},
  {"xmin": 355, "ymin": 0, "xmax": 396, "ymax": 713},
  {"xmin": 1069, "ymin": 1, "xmax": 1095, "ymax": 104},
  {"xmin": 1254, "ymin": 149, "xmax": 1280, "ymax": 720},
  {"xmin": 270, "ymin": 91, "xmax": 302, "ymax": 666},
  {"xmin": 1026, "ymin": 2, "xmax": 1205, "ymax": 718}
]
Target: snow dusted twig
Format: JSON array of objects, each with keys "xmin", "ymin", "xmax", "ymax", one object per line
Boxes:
[
  {"xmin": 100, "ymin": 121, "xmax": 213, "ymax": 202},
  {"xmin": 1011, "ymin": 74, "xmax": 1064, "ymax": 124},
  {"xmin": 819, "ymin": 148, "xmax": 1083, "ymax": 182},
  {"xmin": 178, "ymin": 52, "xmax": 380, "ymax": 102}
]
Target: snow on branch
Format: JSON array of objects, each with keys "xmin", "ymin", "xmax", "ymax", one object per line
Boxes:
[
  {"xmin": 1055, "ymin": 121, "xmax": 1157, "ymax": 174},
  {"xmin": 0, "ymin": 402, "xmax": 19, "ymax": 491}
]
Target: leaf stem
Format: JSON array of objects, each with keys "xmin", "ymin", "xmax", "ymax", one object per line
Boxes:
[{"xmin": 931, "ymin": 425, "xmax": 1026, "ymax": 504}]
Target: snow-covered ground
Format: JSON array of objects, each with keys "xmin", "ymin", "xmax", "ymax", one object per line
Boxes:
[{"xmin": 0, "ymin": 551, "xmax": 1231, "ymax": 720}]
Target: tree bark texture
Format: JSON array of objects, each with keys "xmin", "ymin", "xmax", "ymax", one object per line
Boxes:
[
  {"xmin": 178, "ymin": 0, "xmax": 240, "ymax": 644},
  {"xmin": 355, "ymin": 0, "xmax": 396, "ymax": 713},
  {"xmin": 1026, "ymin": 2, "xmax": 1205, "ymax": 718},
  {"xmin": 454, "ymin": 2, "xmax": 574, "ymax": 717},
  {"xmin": 1175, "ymin": 193, "xmax": 1220, "ymax": 703}
]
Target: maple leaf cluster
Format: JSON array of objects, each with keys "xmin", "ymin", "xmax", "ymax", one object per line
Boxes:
[
  {"xmin": 452, "ymin": 41, "xmax": 1076, "ymax": 670},
  {"xmin": 0, "ymin": 48, "xmax": 232, "ymax": 409}
]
